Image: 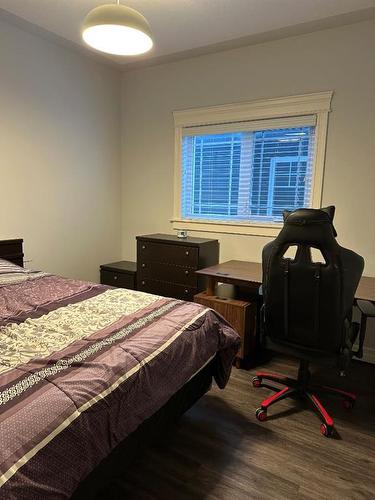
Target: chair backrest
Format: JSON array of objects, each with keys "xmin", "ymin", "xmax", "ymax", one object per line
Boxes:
[{"xmin": 262, "ymin": 207, "xmax": 364, "ymax": 354}]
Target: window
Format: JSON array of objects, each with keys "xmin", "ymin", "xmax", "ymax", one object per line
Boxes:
[
  {"xmin": 182, "ymin": 126, "xmax": 314, "ymax": 222},
  {"xmin": 173, "ymin": 92, "xmax": 332, "ymax": 236}
]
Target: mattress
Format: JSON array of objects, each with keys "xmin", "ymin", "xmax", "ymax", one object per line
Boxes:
[{"xmin": 0, "ymin": 268, "xmax": 240, "ymax": 499}]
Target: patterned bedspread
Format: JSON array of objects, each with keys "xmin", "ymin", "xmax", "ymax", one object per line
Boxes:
[{"xmin": 0, "ymin": 269, "xmax": 240, "ymax": 499}]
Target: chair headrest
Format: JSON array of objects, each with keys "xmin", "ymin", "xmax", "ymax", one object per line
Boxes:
[
  {"xmin": 276, "ymin": 206, "xmax": 338, "ymax": 247},
  {"xmin": 283, "ymin": 206, "xmax": 337, "ymax": 237}
]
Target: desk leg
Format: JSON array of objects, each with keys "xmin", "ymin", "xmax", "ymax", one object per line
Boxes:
[{"xmin": 206, "ymin": 277, "xmax": 216, "ymax": 296}]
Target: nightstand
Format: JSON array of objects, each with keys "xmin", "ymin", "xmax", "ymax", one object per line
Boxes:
[{"xmin": 100, "ymin": 261, "xmax": 137, "ymax": 290}]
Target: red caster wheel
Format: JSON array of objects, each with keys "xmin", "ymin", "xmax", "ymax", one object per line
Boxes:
[
  {"xmin": 252, "ymin": 376, "xmax": 262, "ymax": 388},
  {"xmin": 256, "ymin": 408, "xmax": 267, "ymax": 422},
  {"xmin": 320, "ymin": 423, "xmax": 334, "ymax": 437},
  {"xmin": 343, "ymin": 399, "xmax": 355, "ymax": 409}
]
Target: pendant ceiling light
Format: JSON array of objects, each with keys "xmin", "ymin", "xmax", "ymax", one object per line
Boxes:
[{"xmin": 81, "ymin": 1, "xmax": 153, "ymax": 56}]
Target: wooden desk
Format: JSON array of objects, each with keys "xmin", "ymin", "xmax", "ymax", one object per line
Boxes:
[
  {"xmin": 196, "ymin": 260, "xmax": 375, "ymax": 302},
  {"xmin": 196, "ymin": 260, "xmax": 262, "ymax": 295},
  {"xmin": 356, "ymin": 276, "xmax": 375, "ymax": 302}
]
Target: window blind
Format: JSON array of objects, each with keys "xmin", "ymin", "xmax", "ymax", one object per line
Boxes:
[{"xmin": 181, "ymin": 120, "xmax": 316, "ymax": 223}]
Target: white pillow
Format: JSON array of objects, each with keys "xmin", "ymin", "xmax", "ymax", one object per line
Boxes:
[{"xmin": 0, "ymin": 258, "xmax": 26, "ymax": 274}]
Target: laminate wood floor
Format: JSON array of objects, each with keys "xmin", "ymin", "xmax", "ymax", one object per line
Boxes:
[{"xmin": 113, "ymin": 356, "xmax": 375, "ymax": 500}]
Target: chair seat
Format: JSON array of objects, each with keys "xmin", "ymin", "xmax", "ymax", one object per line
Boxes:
[{"xmin": 264, "ymin": 337, "xmax": 339, "ymax": 367}]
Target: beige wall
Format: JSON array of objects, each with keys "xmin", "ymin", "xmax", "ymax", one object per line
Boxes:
[
  {"xmin": 121, "ymin": 18, "xmax": 375, "ymax": 273},
  {"xmin": 0, "ymin": 19, "xmax": 122, "ymax": 282},
  {"xmin": 121, "ymin": 19, "xmax": 375, "ymax": 358}
]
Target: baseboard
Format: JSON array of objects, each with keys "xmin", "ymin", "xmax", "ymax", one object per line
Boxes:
[{"xmin": 359, "ymin": 346, "xmax": 375, "ymax": 364}]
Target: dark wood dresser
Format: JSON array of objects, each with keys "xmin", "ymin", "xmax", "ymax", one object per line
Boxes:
[
  {"xmin": 136, "ymin": 234, "xmax": 219, "ymax": 300},
  {"xmin": 100, "ymin": 261, "xmax": 137, "ymax": 290}
]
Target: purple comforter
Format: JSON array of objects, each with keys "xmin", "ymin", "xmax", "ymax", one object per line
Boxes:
[{"xmin": 0, "ymin": 270, "xmax": 240, "ymax": 498}]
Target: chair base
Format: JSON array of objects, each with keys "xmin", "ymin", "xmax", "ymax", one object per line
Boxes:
[{"xmin": 252, "ymin": 360, "xmax": 356, "ymax": 437}]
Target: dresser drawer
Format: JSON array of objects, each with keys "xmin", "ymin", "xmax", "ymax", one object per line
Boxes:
[
  {"xmin": 137, "ymin": 241, "xmax": 198, "ymax": 267},
  {"xmin": 138, "ymin": 262, "xmax": 197, "ymax": 287},
  {"xmin": 100, "ymin": 270, "xmax": 135, "ymax": 289},
  {"xmin": 138, "ymin": 278, "xmax": 197, "ymax": 301}
]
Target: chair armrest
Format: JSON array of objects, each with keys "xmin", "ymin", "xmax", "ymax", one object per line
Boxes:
[
  {"xmin": 353, "ymin": 300, "xmax": 375, "ymax": 359},
  {"xmin": 357, "ymin": 299, "xmax": 375, "ymax": 317}
]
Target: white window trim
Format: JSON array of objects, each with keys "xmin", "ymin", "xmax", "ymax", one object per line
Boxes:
[{"xmin": 171, "ymin": 91, "xmax": 333, "ymax": 237}]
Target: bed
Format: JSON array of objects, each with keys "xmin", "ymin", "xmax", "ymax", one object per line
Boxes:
[{"xmin": 0, "ymin": 240, "xmax": 240, "ymax": 499}]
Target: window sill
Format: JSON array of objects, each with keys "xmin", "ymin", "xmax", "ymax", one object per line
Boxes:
[{"xmin": 171, "ymin": 218, "xmax": 282, "ymax": 237}]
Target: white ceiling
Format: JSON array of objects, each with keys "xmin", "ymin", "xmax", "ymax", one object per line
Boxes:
[{"xmin": 1, "ymin": 0, "xmax": 375, "ymax": 66}]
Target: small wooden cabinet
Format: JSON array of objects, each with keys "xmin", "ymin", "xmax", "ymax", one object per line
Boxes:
[
  {"xmin": 194, "ymin": 261, "xmax": 262, "ymax": 367},
  {"xmin": 136, "ymin": 234, "xmax": 219, "ymax": 301},
  {"xmin": 100, "ymin": 261, "xmax": 137, "ymax": 290},
  {"xmin": 194, "ymin": 290, "xmax": 256, "ymax": 367}
]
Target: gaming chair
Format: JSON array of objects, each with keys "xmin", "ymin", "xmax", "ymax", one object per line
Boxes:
[{"xmin": 252, "ymin": 206, "xmax": 364, "ymax": 437}]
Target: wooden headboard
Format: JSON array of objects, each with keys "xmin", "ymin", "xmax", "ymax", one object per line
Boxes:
[{"xmin": 0, "ymin": 239, "xmax": 24, "ymax": 267}]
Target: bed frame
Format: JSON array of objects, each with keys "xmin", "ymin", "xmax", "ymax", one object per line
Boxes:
[
  {"xmin": 73, "ymin": 360, "xmax": 213, "ymax": 499},
  {"xmin": 0, "ymin": 239, "xmax": 24, "ymax": 267},
  {"xmin": 0, "ymin": 238, "xmax": 214, "ymax": 498}
]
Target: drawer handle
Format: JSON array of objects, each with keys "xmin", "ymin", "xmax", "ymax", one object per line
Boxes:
[
  {"xmin": 142, "ymin": 245, "xmax": 146, "ymax": 250},
  {"xmin": 185, "ymin": 251, "xmax": 189, "ymax": 256},
  {"xmin": 142, "ymin": 263, "xmax": 146, "ymax": 268},
  {"xmin": 185, "ymin": 270, "xmax": 189, "ymax": 276},
  {"xmin": 142, "ymin": 281, "xmax": 145, "ymax": 286},
  {"xmin": 114, "ymin": 275, "xmax": 118, "ymax": 280},
  {"xmin": 184, "ymin": 289, "xmax": 189, "ymax": 294}
]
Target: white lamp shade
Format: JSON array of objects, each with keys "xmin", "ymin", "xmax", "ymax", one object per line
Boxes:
[{"xmin": 81, "ymin": 4, "xmax": 153, "ymax": 56}]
